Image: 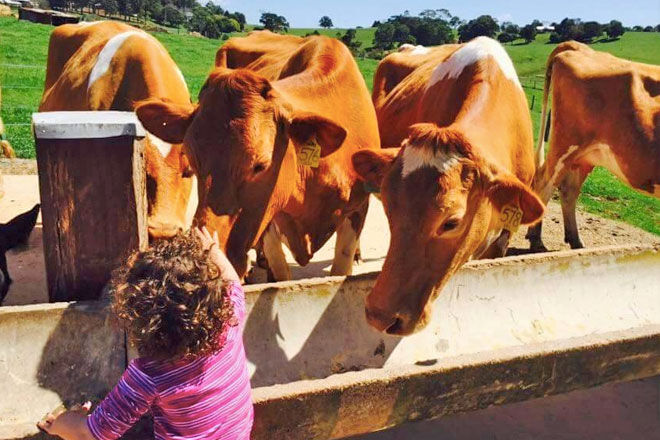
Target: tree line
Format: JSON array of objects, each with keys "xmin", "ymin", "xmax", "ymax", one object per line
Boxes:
[{"xmin": 50, "ymin": 0, "xmax": 246, "ymax": 38}]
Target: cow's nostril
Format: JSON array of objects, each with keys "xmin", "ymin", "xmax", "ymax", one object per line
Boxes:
[{"xmin": 385, "ymin": 317, "xmax": 404, "ymax": 334}]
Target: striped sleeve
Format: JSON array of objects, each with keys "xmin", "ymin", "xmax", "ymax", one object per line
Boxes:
[
  {"xmin": 86, "ymin": 359, "xmax": 156, "ymax": 440},
  {"xmin": 227, "ymin": 280, "xmax": 246, "ymax": 318}
]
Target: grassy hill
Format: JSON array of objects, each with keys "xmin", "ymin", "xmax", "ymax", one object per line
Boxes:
[{"xmin": 1, "ymin": 16, "xmax": 658, "ymax": 234}]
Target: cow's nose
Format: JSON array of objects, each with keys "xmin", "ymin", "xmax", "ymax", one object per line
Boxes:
[
  {"xmin": 365, "ymin": 305, "xmax": 406, "ymax": 334},
  {"xmin": 148, "ymin": 220, "xmax": 183, "ymax": 240}
]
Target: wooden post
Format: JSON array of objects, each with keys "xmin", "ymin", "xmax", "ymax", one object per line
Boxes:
[{"xmin": 32, "ymin": 111, "xmax": 148, "ymax": 302}]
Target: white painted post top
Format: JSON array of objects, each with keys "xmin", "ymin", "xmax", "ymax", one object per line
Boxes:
[{"xmin": 32, "ymin": 111, "xmax": 146, "ymax": 140}]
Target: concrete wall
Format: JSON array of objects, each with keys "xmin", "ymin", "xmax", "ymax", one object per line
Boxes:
[
  {"xmin": 0, "ymin": 245, "xmax": 658, "ymax": 439},
  {"xmin": 0, "ymin": 301, "xmax": 124, "ymax": 439}
]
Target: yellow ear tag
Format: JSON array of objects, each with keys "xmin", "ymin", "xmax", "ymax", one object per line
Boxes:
[
  {"xmin": 298, "ymin": 140, "xmax": 321, "ymax": 168},
  {"xmin": 500, "ymin": 204, "xmax": 523, "ymax": 233}
]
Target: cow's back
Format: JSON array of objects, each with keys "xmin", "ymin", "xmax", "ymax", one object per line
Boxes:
[
  {"xmin": 373, "ymin": 45, "xmax": 457, "ymax": 147},
  {"xmin": 40, "ymin": 21, "xmax": 189, "ymax": 111},
  {"xmin": 216, "ymin": 31, "xmax": 304, "ymax": 80},
  {"xmin": 550, "ymin": 44, "xmax": 660, "ymax": 192},
  {"xmin": 374, "ymin": 39, "xmax": 534, "ymax": 183}
]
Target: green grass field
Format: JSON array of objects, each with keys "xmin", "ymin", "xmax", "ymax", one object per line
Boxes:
[{"xmin": 1, "ymin": 16, "xmax": 658, "ymax": 234}]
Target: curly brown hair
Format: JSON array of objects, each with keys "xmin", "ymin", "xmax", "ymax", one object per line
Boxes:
[{"xmin": 110, "ymin": 232, "xmax": 237, "ymax": 360}]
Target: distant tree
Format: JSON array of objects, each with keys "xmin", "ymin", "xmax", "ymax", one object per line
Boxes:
[
  {"xmin": 419, "ymin": 9, "xmax": 436, "ymax": 19},
  {"xmin": 161, "ymin": 4, "xmax": 184, "ymax": 26},
  {"xmin": 458, "ymin": 15, "xmax": 499, "ymax": 42},
  {"xmin": 340, "ymin": 28, "xmax": 362, "ymax": 55},
  {"xmin": 217, "ymin": 15, "xmax": 240, "ymax": 33},
  {"xmin": 372, "ymin": 20, "xmax": 381, "ymax": 27},
  {"xmin": 606, "ymin": 20, "xmax": 625, "ymax": 39},
  {"xmin": 319, "ymin": 15, "xmax": 333, "ymax": 28},
  {"xmin": 101, "ymin": 0, "xmax": 118, "ymax": 14},
  {"xmin": 655, "ymin": 24, "xmax": 660, "ymax": 32},
  {"xmin": 632, "ymin": 25, "xmax": 644, "ymax": 31},
  {"xmin": 449, "ymin": 16, "xmax": 463, "ymax": 29},
  {"xmin": 501, "ymin": 21, "xmax": 520, "ymax": 36},
  {"xmin": 374, "ymin": 22, "xmax": 396, "ymax": 48},
  {"xmin": 497, "ymin": 32, "xmax": 515, "ymax": 44},
  {"xmin": 582, "ymin": 21, "xmax": 603, "ymax": 41},
  {"xmin": 393, "ymin": 23, "xmax": 414, "ymax": 44},
  {"xmin": 204, "ymin": 1, "xmax": 222, "ymax": 15},
  {"xmin": 414, "ymin": 19, "xmax": 453, "ymax": 45},
  {"xmin": 260, "ymin": 12, "xmax": 289, "ymax": 32},
  {"xmin": 520, "ymin": 24, "xmax": 537, "ymax": 43},
  {"xmin": 530, "ymin": 19, "xmax": 543, "ymax": 28},
  {"xmin": 643, "ymin": 25, "xmax": 654, "ymax": 32},
  {"xmin": 227, "ymin": 11, "xmax": 246, "ymax": 30}
]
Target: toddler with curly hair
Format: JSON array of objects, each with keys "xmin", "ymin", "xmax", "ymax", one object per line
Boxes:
[{"xmin": 38, "ymin": 228, "xmax": 253, "ymax": 440}]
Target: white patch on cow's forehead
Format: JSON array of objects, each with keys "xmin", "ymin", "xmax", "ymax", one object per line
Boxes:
[
  {"xmin": 427, "ymin": 36, "xmax": 521, "ymax": 89},
  {"xmin": 401, "ymin": 144, "xmax": 461, "ymax": 178},
  {"xmin": 147, "ymin": 132, "xmax": 173, "ymax": 158},
  {"xmin": 88, "ymin": 31, "xmax": 145, "ymax": 90}
]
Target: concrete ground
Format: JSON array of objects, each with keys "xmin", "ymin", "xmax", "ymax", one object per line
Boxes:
[
  {"xmin": 352, "ymin": 377, "xmax": 660, "ymax": 440},
  {"xmin": 1, "ymin": 173, "xmax": 658, "ymax": 305}
]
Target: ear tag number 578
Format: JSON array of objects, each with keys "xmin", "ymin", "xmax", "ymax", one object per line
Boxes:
[
  {"xmin": 500, "ymin": 204, "xmax": 523, "ymax": 233},
  {"xmin": 298, "ymin": 140, "xmax": 321, "ymax": 168}
]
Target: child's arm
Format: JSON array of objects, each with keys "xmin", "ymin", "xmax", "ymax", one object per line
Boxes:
[
  {"xmin": 195, "ymin": 227, "xmax": 240, "ymax": 282},
  {"xmin": 39, "ymin": 360, "xmax": 155, "ymax": 440}
]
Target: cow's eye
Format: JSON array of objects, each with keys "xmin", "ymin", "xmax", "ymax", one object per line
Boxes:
[
  {"xmin": 439, "ymin": 217, "xmax": 461, "ymax": 234},
  {"xmin": 253, "ymin": 163, "xmax": 267, "ymax": 174}
]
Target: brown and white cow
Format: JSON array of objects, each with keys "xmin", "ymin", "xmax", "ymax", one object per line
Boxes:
[
  {"xmin": 136, "ymin": 31, "xmax": 380, "ymax": 280},
  {"xmin": 527, "ymin": 41, "xmax": 660, "ymax": 250},
  {"xmin": 353, "ymin": 37, "xmax": 544, "ymax": 335},
  {"xmin": 39, "ymin": 21, "xmax": 194, "ymax": 239}
]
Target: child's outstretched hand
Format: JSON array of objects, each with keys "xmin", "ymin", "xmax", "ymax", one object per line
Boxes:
[
  {"xmin": 195, "ymin": 227, "xmax": 240, "ymax": 282},
  {"xmin": 37, "ymin": 401, "xmax": 94, "ymax": 440}
]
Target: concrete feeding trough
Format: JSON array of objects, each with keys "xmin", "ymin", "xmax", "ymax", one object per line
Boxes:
[
  {"xmin": 1, "ymin": 112, "xmax": 659, "ymax": 438},
  {"xmin": 1, "ymin": 244, "xmax": 658, "ymax": 439}
]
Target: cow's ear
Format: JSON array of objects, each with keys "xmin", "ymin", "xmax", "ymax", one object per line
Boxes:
[
  {"xmin": 289, "ymin": 113, "xmax": 347, "ymax": 157},
  {"xmin": 135, "ymin": 99, "xmax": 195, "ymax": 144},
  {"xmin": 487, "ymin": 173, "xmax": 545, "ymax": 225},
  {"xmin": 351, "ymin": 148, "xmax": 400, "ymax": 189}
]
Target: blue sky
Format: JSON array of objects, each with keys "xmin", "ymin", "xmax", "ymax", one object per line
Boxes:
[{"xmin": 218, "ymin": 0, "xmax": 660, "ymax": 28}]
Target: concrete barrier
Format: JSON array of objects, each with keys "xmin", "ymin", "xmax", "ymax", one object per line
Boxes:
[
  {"xmin": 0, "ymin": 301, "xmax": 124, "ymax": 439},
  {"xmin": 0, "ymin": 244, "xmax": 658, "ymax": 439}
]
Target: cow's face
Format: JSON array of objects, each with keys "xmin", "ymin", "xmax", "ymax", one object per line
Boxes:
[
  {"xmin": 144, "ymin": 140, "xmax": 194, "ymax": 240},
  {"xmin": 353, "ymin": 124, "xmax": 543, "ymax": 335},
  {"xmin": 136, "ymin": 68, "xmax": 346, "ymax": 276}
]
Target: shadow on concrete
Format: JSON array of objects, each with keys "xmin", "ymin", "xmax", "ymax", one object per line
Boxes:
[
  {"xmin": 244, "ymin": 277, "xmax": 402, "ymax": 388},
  {"xmin": 35, "ymin": 302, "xmax": 125, "ymax": 408}
]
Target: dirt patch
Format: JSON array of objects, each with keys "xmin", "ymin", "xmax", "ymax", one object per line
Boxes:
[
  {"xmin": 0, "ymin": 158, "xmax": 39, "ymax": 175},
  {"xmin": 507, "ymin": 197, "xmax": 659, "ymax": 254}
]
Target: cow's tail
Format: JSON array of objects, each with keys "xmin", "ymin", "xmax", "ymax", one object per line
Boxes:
[{"xmin": 535, "ymin": 41, "xmax": 586, "ymax": 171}]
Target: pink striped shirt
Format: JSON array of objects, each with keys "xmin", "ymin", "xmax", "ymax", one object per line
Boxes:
[{"xmin": 87, "ymin": 281, "xmax": 253, "ymax": 440}]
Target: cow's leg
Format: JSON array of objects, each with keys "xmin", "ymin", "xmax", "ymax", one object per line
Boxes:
[
  {"xmin": 331, "ymin": 202, "xmax": 368, "ymax": 276},
  {"xmin": 354, "ymin": 238, "xmax": 363, "ymax": 264},
  {"xmin": 0, "ymin": 251, "xmax": 11, "ymax": 304},
  {"xmin": 527, "ymin": 144, "xmax": 580, "ymax": 252},
  {"xmin": 262, "ymin": 223, "xmax": 291, "ymax": 281},
  {"xmin": 559, "ymin": 166, "xmax": 592, "ymax": 249}
]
